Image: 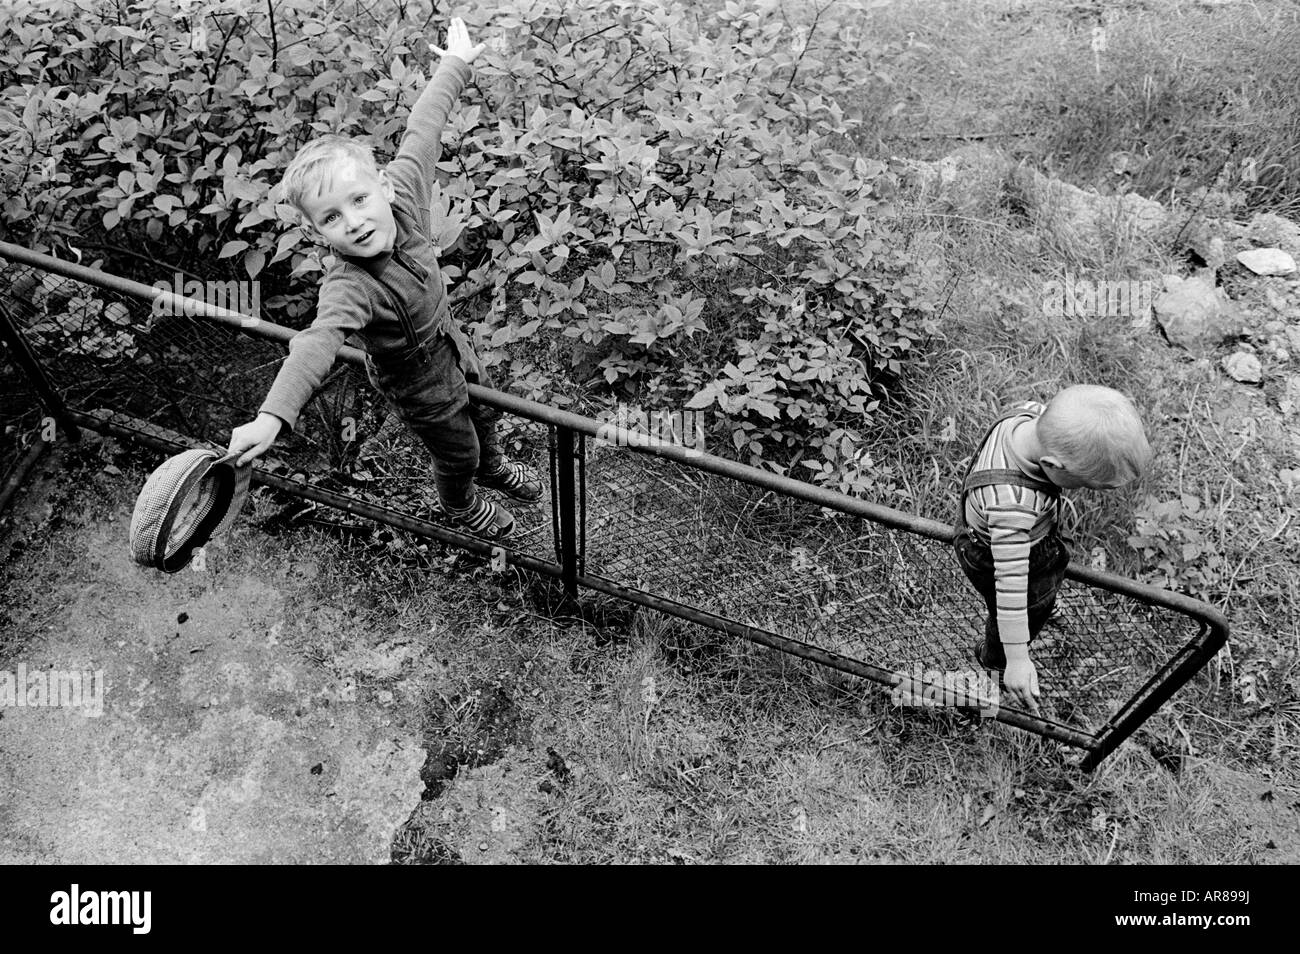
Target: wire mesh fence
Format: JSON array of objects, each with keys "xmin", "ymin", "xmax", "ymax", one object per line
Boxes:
[
  {"xmin": 578, "ymin": 440, "xmax": 1207, "ymax": 735},
  {"xmin": 0, "ymin": 252, "xmax": 555, "ymax": 562},
  {"xmin": 0, "ymin": 242, "xmax": 1228, "ymax": 766},
  {"xmin": 0, "ymin": 338, "xmax": 43, "ymax": 482}
]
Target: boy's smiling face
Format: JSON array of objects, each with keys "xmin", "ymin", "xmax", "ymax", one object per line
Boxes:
[{"xmin": 298, "ymin": 157, "xmax": 396, "ymax": 257}]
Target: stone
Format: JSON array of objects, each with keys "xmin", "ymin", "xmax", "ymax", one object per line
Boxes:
[
  {"xmin": 1237, "ymin": 248, "xmax": 1297, "ymax": 276},
  {"xmin": 1280, "ymin": 377, "xmax": 1300, "ymax": 416},
  {"xmin": 1222, "ymin": 351, "xmax": 1262, "ymax": 384},
  {"xmin": 1246, "ymin": 213, "xmax": 1300, "ymax": 260},
  {"xmin": 1012, "ymin": 166, "xmax": 1168, "ymax": 261},
  {"xmin": 1153, "ymin": 273, "xmax": 1243, "ymax": 350},
  {"xmin": 1180, "ymin": 214, "xmax": 1249, "ymax": 271},
  {"xmin": 1265, "ymin": 286, "xmax": 1290, "ymax": 313}
]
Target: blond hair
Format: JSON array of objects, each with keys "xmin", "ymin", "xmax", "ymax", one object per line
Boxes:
[
  {"xmin": 279, "ymin": 135, "xmax": 379, "ymax": 217},
  {"xmin": 1037, "ymin": 385, "xmax": 1151, "ymax": 485}
]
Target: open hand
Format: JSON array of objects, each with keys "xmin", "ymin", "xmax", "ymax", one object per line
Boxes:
[{"xmin": 431, "ymin": 17, "xmax": 486, "ymax": 65}]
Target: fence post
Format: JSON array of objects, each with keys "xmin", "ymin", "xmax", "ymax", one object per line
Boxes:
[
  {"xmin": 555, "ymin": 424, "xmax": 580, "ymax": 601},
  {"xmin": 0, "ymin": 300, "xmax": 81, "ymax": 442}
]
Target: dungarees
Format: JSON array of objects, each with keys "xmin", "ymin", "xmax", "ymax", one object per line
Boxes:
[
  {"xmin": 952, "ymin": 408, "xmax": 1071, "ymax": 668},
  {"xmin": 358, "ymin": 204, "xmax": 503, "ymax": 511}
]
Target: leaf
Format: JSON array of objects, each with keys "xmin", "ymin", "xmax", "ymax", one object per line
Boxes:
[
  {"xmin": 243, "ymin": 248, "xmax": 266, "ymax": 279},
  {"xmin": 685, "ymin": 386, "xmax": 718, "ymax": 410},
  {"xmin": 271, "ymin": 230, "xmax": 300, "ymax": 263},
  {"xmin": 219, "ymin": 239, "xmax": 249, "ymax": 259}
]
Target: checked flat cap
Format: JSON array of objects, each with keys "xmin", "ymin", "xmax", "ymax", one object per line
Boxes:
[{"xmin": 129, "ymin": 449, "xmax": 251, "ymax": 572}]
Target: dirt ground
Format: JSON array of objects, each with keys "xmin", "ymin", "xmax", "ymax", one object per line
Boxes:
[
  {"xmin": 0, "ymin": 432, "xmax": 582, "ymax": 864},
  {"xmin": 0, "ymin": 436, "xmax": 428, "ymax": 862},
  {"xmin": 2, "ymin": 433, "xmax": 1298, "ymax": 864}
]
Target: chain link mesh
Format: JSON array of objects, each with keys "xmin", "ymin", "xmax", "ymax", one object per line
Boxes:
[
  {"xmin": 0, "ymin": 251, "xmax": 1222, "ymax": 753},
  {"xmin": 0, "ymin": 260, "xmax": 555, "ymax": 563},
  {"xmin": 578, "ymin": 426, "xmax": 1207, "ymax": 733}
]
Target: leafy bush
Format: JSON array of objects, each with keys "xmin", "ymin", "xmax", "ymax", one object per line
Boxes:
[{"xmin": 1, "ymin": 0, "xmax": 939, "ymax": 492}]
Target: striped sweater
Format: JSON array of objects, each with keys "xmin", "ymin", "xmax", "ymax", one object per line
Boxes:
[{"xmin": 962, "ymin": 402, "xmax": 1059, "ymax": 646}]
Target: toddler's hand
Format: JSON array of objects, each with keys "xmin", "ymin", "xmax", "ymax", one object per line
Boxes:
[
  {"xmin": 431, "ymin": 17, "xmax": 486, "ymax": 65},
  {"xmin": 1002, "ymin": 657, "xmax": 1041, "ymax": 715},
  {"xmin": 228, "ymin": 413, "xmax": 282, "ymax": 467}
]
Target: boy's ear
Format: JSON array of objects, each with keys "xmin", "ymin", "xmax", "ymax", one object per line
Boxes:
[
  {"xmin": 1039, "ymin": 456, "xmax": 1074, "ymax": 485},
  {"xmin": 377, "ymin": 169, "xmax": 396, "ymax": 202}
]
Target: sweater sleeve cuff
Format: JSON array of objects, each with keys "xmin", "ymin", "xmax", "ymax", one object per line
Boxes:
[{"xmin": 258, "ymin": 400, "xmax": 300, "ymax": 434}]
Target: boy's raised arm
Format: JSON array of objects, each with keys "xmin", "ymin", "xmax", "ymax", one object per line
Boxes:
[{"xmin": 386, "ymin": 18, "xmax": 485, "ymax": 223}]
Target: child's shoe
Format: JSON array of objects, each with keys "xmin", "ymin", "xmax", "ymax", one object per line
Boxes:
[
  {"xmin": 476, "ymin": 459, "xmax": 542, "ymax": 502},
  {"xmin": 447, "ymin": 495, "xmax": 516, "ymax": 540}
]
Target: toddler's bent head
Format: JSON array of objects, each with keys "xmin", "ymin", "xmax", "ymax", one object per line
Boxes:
[{"xmin": 1037, "ymin": 385, "xmax": 1150, "ymax": 489}]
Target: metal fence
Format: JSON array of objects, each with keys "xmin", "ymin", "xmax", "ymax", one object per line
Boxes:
[{"xmin": 0, "ymin": 240, "xmax": 1229, "ymax": 770}]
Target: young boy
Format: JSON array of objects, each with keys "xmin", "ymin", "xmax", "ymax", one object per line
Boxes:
[
  {"xmin": 952, "ymin": 385, "xmax": 1151, "ymax": 714},
  {"xmin": 227, "ymin": 19, "xmax": 538, "ymax": 540}
]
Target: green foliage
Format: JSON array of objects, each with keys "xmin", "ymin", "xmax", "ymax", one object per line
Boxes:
[{"xmin": 1, "ymin": 0, "xmax": 939, "ymax": 492}]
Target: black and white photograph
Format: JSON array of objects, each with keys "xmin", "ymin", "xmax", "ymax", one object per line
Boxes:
[{"xmin": 0, "ymin": 0, "xmax": 1293, "ymax": 893}]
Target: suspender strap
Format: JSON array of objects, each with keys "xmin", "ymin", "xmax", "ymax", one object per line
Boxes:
[
  {"xmin": 960, "ymin": 406, "xmax": 1060, "ymax": 504},
  {"xmin": 962, "ymin": 468, "xmax": 1058, "ymax": 496}
]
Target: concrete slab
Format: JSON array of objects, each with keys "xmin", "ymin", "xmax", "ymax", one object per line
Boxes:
[{"xmin": 0, "ymin": 462, "xmax": 425, "ymax": 864}]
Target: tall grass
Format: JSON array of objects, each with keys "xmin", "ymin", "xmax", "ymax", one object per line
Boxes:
[{"xmin": 1032, "ymin": 3, "xmax": 1300, "ymax": 214}]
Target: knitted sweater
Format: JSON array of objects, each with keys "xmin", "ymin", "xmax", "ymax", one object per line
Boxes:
[
  {"xmin": 962, "ymin": 402, "xmax": 1060, "ymax": 646},
  {"xmin": 259, "ymin": 56, "xmax": 473, "ymax": 432}
]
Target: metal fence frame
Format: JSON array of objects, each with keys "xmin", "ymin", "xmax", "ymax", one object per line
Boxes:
[{"xmin": 0, "ymin": 240, "xmax": 1229, "ymax": 770}]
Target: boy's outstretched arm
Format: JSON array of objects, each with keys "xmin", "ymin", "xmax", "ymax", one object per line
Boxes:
[
  {"xmin": 986, "ymin": 507, "xmax": 1042, "ymax": 714},
  {"xmin": 386, "ymin": 17, "xmax": 486, "ymax": 227},
  {"xmin": 226, "ymin": 280, "xmax": 375, "ymax": 465}
]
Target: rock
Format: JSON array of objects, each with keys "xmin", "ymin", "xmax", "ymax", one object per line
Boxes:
[
  {"xmin": 1179, "ymin": 214, "xmax": 1249, "ymax": 271},
  {"xmin": 1246, "ymin": 213, "xmax": 1300, "ymax": 260},
  {"xmin": 1222, "ymin": 351, "xmax": 1262, "ymax": 384},
  {"xmin": 1280, "ymin": 377, "xmax": 1300, "ymax": 416},
  {"xmin": 1265, "ymin": 285, "xmax": 1290, "ymax": 313},
  {"xmin": 1237, "ymin": 248, "xmax": 1297, "ymax": 276},
  {"xmin": 1010, "ymin": 166, "xmax": 1168, "ymax": 262},
  {"xmin": 1153, "ymin": 273, "xmax": 1243, "ymax": 350}
]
